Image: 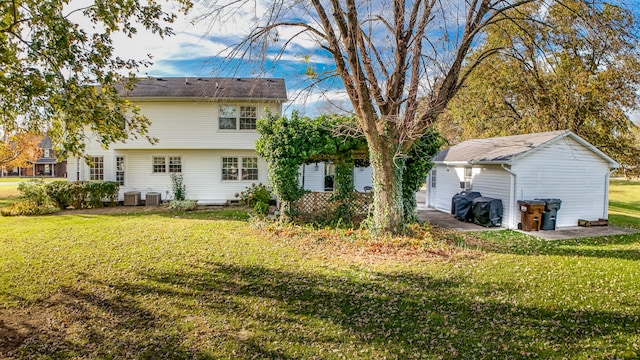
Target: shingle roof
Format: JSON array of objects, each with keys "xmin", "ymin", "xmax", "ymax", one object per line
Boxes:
[
  {"xmin": 433, "ymin": 130, "xmax": 618, "ymax": 167},
  {"xmin": 119, "ymin": 77, "xmax": 287, "ymax": 101}
]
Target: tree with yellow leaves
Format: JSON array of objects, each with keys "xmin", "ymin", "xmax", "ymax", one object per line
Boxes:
[{"xmin": 0, "ymin": 132, "xmax": 43, "ymax": 171}]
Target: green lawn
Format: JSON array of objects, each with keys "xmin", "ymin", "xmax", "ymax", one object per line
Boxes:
[
  {"xmin": 609, "ymin": 179, "xmax": 640, "ymax": 228},
  {"xmin": 0, "ymin": 183, "xmax": 639, "ymax": 358},
  {"xmin": 0, "ymin": 177, "xmax": 67, "ymax": 183}
]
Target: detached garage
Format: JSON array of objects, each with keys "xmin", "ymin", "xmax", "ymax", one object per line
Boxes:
[{"xmin": 426, "ymin": 130, "xmax": 619, "ymax": 229}]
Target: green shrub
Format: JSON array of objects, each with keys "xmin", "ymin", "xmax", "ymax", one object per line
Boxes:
[
  {"xmin": 253, "ymin": 201, "xmax": 270, "ymax": 215},
  {"xmin": 168, "ymin": 199, "xmax": 197, "ymax": 211},
  {"xmin": 0, "ymin": 200, "xmax": 59, "ymax": 216},
  {"xmin": 45, "ymin": 181, "xmax": 119, "ymax": 209},
  {"xmin": 171, "ymin": 173, "xmax": 187, "ymax": 201},
  {"xmin": 45, "ymin": 181, "xmax": 73, "ymax": 209},
  {"xmin": 18, "ymin": 180, "xmax": 50, "ymax": 205},
  {"xmin": 237, "ymin": 183, "xmax": 272, "ymax": 207}
]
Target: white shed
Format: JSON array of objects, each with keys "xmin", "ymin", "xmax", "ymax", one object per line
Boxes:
[{"xmin": 426, "ymin": 130, "xmax": 619, "ymax": 229}]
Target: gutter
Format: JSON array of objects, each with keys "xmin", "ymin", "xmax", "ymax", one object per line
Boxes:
[{"xmin": 501, "ymin": 163, "xmax": 517, "ymax": 230}]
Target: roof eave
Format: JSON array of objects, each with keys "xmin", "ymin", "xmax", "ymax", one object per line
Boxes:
[
  {"xmin": 126, "ymin": 96, "xmax": 288, "ymax": 102},
  {"xmin": 435, "ymin": 160, "xmax": 510, "ymax": 166}
]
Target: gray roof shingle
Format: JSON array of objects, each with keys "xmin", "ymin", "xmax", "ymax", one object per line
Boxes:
[
  {"xmin": 119, "ymin": 77, "xmax": 287, "ymax": 101},
  {"xmin": 433, "ymin": 130, "xmax": 618, "ymax": 167}
]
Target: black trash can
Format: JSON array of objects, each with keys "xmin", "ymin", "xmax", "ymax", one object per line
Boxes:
[{"xmin": 536, "ymin": 198, "xmax": 562, "ymax": 230}]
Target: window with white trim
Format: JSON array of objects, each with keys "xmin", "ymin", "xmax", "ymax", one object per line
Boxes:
[
  {"xmin": 152, "ymin": 156, "xmax": 166, "ymax": 173},
  {"xmin": 168, "ymin": 156, "xmax": 182, "ymax": 173},
  {"xmin": 90, "ymin": 156, "xmax": 104, "ymax": 180},
  {"xmin": 153, "ymin": 156, "xmax": 182, "ymax": 173},
  {"xmin": 218, "ymin": 105, "xmax": 257, "ymax": 130},
  {"xmin": 116, "ymin": 156, "xmax": 125, "ymax": 186},
  {"xmin": 222, "ymin": 157, "xmax": 238, "ymax": 180},
  {"xmin": 242, "ymin": 157, "xmax": 258, "ymax": 180},
  {"xmin": 239, "ymin": 106, "xmax": 257, "ymax": 130},
  {"xmin": 431, "ymin": 169, "xmax": 436, "ymax": 188},
  {"xmin": 222, "ymin": 157, "xmax": 258, "ymax": 181}
]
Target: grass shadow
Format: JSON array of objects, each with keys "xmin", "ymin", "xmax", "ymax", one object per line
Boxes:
[
  {"xmin": 95, "ymin": 262, "xmax": 640, "ymax": 358},
  {"xmin": 469, "ymin": 230, "xmax": 640, "ymax": 261}
]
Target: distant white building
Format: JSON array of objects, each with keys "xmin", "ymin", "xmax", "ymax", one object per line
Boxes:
[{"xmin": 426, "ymin": 131, "xmax": 619, "ymax": 229}]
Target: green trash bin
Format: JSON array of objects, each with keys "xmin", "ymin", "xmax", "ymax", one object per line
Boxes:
[{"xmin": 536, "ymin": 198, "xmax": 562, "ymax": 230}]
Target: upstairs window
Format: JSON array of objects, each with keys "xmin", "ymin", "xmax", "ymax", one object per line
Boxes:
[
  {"xmin": 219, "ymin": 105, "xmax": 237, "ymax": 130},
  {"xmin": 219, "ymin": 105, "xmax": 257, "ymax": 130},
  {"xmin": 239, "ymin": 106, "xmax": 257, "ymax": 130}
]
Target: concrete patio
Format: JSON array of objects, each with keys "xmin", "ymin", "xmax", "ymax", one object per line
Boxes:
[{"xmin": 417, "ymin": 208, "xmax": 640, "ymax": 240}]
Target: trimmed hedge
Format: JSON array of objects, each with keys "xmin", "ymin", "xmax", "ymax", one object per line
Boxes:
[{"xmin": 46, "ymin": 181, "xmax": 119, "ymax": 209}]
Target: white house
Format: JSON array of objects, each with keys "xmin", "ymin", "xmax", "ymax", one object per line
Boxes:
[
  {"xmin": 299, "ymin": 162, "xmax": 373, "ymax": 193},
  {"xmin": 426, "ymin": 131, "xmax": 620, "ymax": 229},
  {"xmin": 68, "ymin": 77, "xmax": 288, "ymax": 204}
]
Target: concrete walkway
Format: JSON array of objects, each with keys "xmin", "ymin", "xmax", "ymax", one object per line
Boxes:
[{"xmin": 417, "ymin": 208, "xmax": 639, "ymax": 240}]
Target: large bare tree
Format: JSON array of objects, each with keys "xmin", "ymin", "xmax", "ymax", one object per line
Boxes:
[{"xmin": 198, "ymin": 0, "xmax": 553, "ymax": 233}]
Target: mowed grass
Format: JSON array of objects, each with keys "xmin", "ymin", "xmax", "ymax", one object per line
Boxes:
[
  {"xmin": 0, "ymin": 177, "xmax": 67, "ymax": 183},
  {"xmin": 0, "ymin": 183, "xmax": 639, "ymax": 358},
  {"xmin": 609, "ymin": 179, "xmax": 640, "ymax": 228}
]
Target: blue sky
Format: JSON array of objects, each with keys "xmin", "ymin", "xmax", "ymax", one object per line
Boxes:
[{"xmin": 105, "ymin": 1, "xmax": 640, "ymax": 123}]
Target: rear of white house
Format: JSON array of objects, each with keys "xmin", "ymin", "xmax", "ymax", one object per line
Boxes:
[
  {"xmin": 426, "ymin": 131, "xmax": 619, "ymax": 229},
  {"xmin": 68, "ymin": 77, "xmax": 287, "ymax": 204}
]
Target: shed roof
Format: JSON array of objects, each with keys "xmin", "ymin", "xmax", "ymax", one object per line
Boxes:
[
  {"xmin": 119, "ymin": 77, "xmax": 288, "ymax": 101},
  {"xmin": 433, "ymin": 130, "xmax": 619, "ymax": 168}
]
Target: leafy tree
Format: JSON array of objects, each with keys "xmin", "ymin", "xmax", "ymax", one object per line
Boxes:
[
  {"xmin": 0, "ymin": 132, "xmax": 42, "ymax": 170},
  {"xmin": 198, "ymin": 0, "xmax": 577, "ymax": 234},
  {"xmin": 0, "ymin": 0, "xmax": 191, "ymax": 156},
  {"xmin": 256, "ymin": 112, "xmax": 442, "ymax": 224},
  {"xmin": 438, "ymin": 0, "xmax": 640, "ymax": 166}
]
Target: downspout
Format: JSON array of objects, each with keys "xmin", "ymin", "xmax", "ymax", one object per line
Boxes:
[
  {"xmin": 604, "ymin": 169, "xmax": 615, "ymax": 219},
  {"xmin": 501, "ymin": 163, "xmax": 517, "ymax": 229}
]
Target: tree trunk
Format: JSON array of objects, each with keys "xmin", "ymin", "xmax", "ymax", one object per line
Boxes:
[{"xmin": 368, "ymin": 139, "xmax": 405, "ymax": 235}]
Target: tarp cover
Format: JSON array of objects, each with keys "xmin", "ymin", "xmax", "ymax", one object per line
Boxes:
[
  {"xmin": 472, "ymin": 197, "xmax": 503, "ymax": 227},
  {"xmin": 451, "ymin": 191, "xmax": 482, "ymax": 221}
]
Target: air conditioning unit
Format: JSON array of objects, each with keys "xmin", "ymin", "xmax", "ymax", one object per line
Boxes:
[
  {"xmin": 124, "ymin": 191, "xmax": 141, "ymax": 206},
  {"xmin": 459, "ymin": 181, "xmax": 472, "ymax": 190},
  {"xmin": 145, "ymin": 192, "xmax": 161, "ymax": 206}
]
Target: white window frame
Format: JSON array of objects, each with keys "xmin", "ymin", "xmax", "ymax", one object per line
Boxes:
[
  {"xmin": 152, "ymin": 156, "xmax": 182, "ymax": 174},
  {"xmin": 116, "ymin": 156, "xmax": 125, "ymax": 186},
  {"xmin": 90, "ymin": 156, "xmax": 104, "ymax": 181},
  {"xmin": 218, "ymin": 105, "xmax": 258, "ymax": 131},
  {"xmin": 222, "ymin": 156, "xmax": 259, "ymax": 181}
]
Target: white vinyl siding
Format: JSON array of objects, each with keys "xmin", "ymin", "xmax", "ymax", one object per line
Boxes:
[
  {"xmin": 511, "ymin": 137, "xmax": 611, "ymax": 228},
  {"xmin": 428, "ymin": 136, "xmax": 614, "ymax": 229},
  {"xmin": 103, "ymin": 101, "xmax": 280, "ymax": 150}
]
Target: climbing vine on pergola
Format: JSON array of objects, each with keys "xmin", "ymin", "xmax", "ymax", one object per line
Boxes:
[{"xmin": 256, "ymin": 111, "xmax": 443, "ymax": 224}]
